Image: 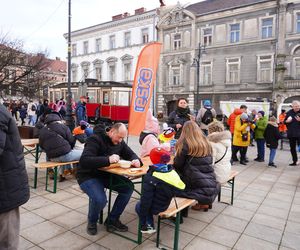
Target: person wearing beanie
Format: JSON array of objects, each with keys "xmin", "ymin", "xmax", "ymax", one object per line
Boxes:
[
  {"xmin": 135, "ymin": 147, "xmax": 185, "ymax": 234},
  {"xmin": 254, "ymin": 111, "xmax": 268, "ymax": 162},
  {"xmin": 173, "ymin": 121, "xmax": 220, "ymax": 211},
  {"xmin": 207, "ymin": 121, "xmax": 232, "ymax": 184},
  {"xmin": 196, "ymin": 99, "xmax": 217, "ymax": 135},
  {"xmin": 139, "ymin": 110, "xmax": 170, "ymax": 157},
  {"xmin": 232, "ymin": 112, "xmax": 255, "ymax": 165},
  {"xmin": 264, "ymin": 116, "xmax": 282, "ymax": 167}
]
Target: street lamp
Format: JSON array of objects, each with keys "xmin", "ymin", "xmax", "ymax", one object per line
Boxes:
[
  {"xmin": 65, "ymin": 0, "xmax": 75, "ymax": 131},
  {"xmin": 191, "ymin": 43, "xmax": 206, "ymax": 112}
]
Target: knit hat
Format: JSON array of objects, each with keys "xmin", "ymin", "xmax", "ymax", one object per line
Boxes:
[
  {"xmin": 240, "ymin": 113, "xmax": 248, "ymax": 120},
  {"xmin": 158, "ymin": 127, "xmax": 175, "ymax": 143},
  {"xmin": 150, "ymin": 147, "xmax": 171, "ymax": 165},
  {"xmin": 269, "ymin": 116, "xmax": 277, "ymax": 122},
  {"xmin": 80, "ymin": 120, "xmax": 89, "ymax": 127},
  {"xmin": 203, "ymin": 100, "xmax": 211, "ymax": 108},
  {"xmin": 208, "ymin": 121, "xmax": 224, "ymax": 134},
  {"xmin": 258, "ymin": 111, "xmax": 265, "ymax": 117},
  {"xmin": 144, "ymin": 109, "xmax": 160, "ymax": 134}
]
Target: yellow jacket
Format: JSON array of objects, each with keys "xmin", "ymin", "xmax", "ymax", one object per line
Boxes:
[{"xmin": 233, "ymin": 115, "xmax": 255, "ymax": 147}]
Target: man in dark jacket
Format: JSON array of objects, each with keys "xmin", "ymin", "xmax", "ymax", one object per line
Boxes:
[
  {"xmin": 0, "ymin": 104, "xmax": 30, "ymax": 250},
  {"xmin": 77, "ymin": 123, "xmax": 142, "ymax": 235},
  {"xmin": 284, "ymin": 100, "xmax": 300, "ymax": 166},
  {"xmin": 76, "ymin": 96, "xmax": 87, "ymax": 126}
]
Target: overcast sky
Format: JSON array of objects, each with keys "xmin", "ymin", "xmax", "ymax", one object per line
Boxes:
[{"xmin": 0, "ymin": 0, "xmax": 201, "ymax": 60}]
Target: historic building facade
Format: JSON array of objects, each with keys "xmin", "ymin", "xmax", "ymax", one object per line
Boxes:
[
  {"xmin": 65, "ymin": 7, "xmax": 157, "ymax": 102},
  {"xmin": 157, "ymin": 0, "xmax": 300, "ymax": 116}
]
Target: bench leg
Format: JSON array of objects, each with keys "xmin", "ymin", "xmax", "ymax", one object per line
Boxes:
[
  {"xmin": 99, "ymin": 209, "xmax": 103, "ymax": 224},
  {"xmin": 174, "ymin": 211, "xmax": 181, "ymax": 250},
  {"xmin": 218, "ymin": 188, "xmax": 221, "ymax": 202},
  {"xmin": 46, "ymin": 167, "xmax": 58, "ymax": 193},
  {"xmin": 231, "ymin": 177, "xmax": 235, "ymax": 205},
  {"xmin": 156, "ymin": 216, "xmax": 161, "ymax": 248},
  {"xmin": 33, "ymin": 168, "xmax": 38, "ymax": 189}
]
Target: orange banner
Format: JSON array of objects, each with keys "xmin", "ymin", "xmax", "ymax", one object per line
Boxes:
[{"xmin": 128, "ymin": 42, "xmax": 162, "ymax": 136}]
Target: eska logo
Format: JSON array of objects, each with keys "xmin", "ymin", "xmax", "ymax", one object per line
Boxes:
[{"xmin": 134, "ymin": 68, "xmax": 153, "ymax": 112}]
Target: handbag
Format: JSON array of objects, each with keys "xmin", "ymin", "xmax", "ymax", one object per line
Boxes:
[{"xmin": 241, "ymin": 133, "xmax": 248, "ymax": 141}]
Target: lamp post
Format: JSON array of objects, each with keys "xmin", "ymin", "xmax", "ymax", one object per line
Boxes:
[
  {"xmin": 65, "ymin": 0, "xmax": 75, "ymax": 131},
  {"xmin": 191, "ymin": 43, "xmax": 206, "ymax": 112}
]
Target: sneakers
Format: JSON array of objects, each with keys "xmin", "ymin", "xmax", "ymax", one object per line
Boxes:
[
  {"xmin": 240, "ymin": 161, "xmax": 247, "ymax": 165},
  {"xmin": 104, "ymin": 218, "xmax": 128, "ymax": 232},
  {"xmin": 87, "ymin": 222, "xmax": 97, "ymax": 235},
  {"xmin": 141, "ymin": 224, "xmax": 156, "ymax": 234},
  {"xmin": 59, "ymin": 175, "xmax": 66, "ymax": 182},
  {"xmin": 268, "ymin": 163, "xmax": 277, "ymax": 168}
]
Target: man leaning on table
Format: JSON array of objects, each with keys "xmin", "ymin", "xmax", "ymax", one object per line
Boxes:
[{"xmin": 77, "ymin": 122, "xmax": 142, "ymax": 235}]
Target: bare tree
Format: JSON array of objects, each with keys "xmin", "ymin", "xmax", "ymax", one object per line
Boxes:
[{"xmin": 0, "ymin": 33, "xmax": 50, "ymax": 100}]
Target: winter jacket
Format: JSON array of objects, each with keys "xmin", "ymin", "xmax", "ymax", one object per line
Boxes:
[
  {"xmin": 207, "ymin": 131, "xmax": 232, "ymax": 184},
  {"xmin": 227, "ymin": 109, "xmax": 242, "ymax": 134},
  {"xmin": 278, "ymin": 113, "xmax": 287, "ymax": 132},
  {"xmin": 167, "ymin": 107, "xmax": 191, "ymax": 139},
  {"xmin": 139, "ymin": 165, "xmax": 185, "ymax": 220},
  {"xmin": 233, "ymin": 115, "xmax": 255, "ymax": 147},
  {"xmin": 264, "ymin": 122, "xmax": 282, "ymax": 149},
  {"xmin": 27, "ymin": 102, "xmax": 37, "ymax": 116},
  {"xmin": 19, "ymin": 107, "xmax": 27, "ymax": 119},
  {"xmin": 0, "ymin": 104, "xmax": 30, "ymax": 213},
  {"xmin": 76, "ymin": 101, "xmax": 87, "ymax": 126},
  {"xmin": 173, "ymin": 144, "xmax": 220, "ymax": 204},
  {"xmin": 39, "ymin": 113, "xmax": 76, "ymax": 159},
  {"xmin": 254, "ymin": 116, "xmax": 268, "ymax": 139},
  {"xmin": 196, "ymin": 107, "xmax": 217, "ymax": 130},
  {"xmin": 77, "ymin": 125, "xmax": 141, "ymax": 184},
  {"xmin": 284, "ymin": 109, "xmax": 300, "ymax": 138}
]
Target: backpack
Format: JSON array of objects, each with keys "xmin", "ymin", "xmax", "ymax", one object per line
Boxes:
[
  {"xmin": 201, "ymin": 108, "xmax": 213, "ymax": 125},
  {"xmin": 31, "ymin": 104, "xmax": 37, "ymax": 112}
]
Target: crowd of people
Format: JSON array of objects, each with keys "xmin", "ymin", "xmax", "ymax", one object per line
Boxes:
[{"xmin": 1, "ymin": 97, "xmax": 299, "ymax": 249}]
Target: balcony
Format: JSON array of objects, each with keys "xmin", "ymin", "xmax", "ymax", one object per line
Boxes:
[{"xmin": 284, "ymin": 80, "xmax": 300, "ymax": 89}]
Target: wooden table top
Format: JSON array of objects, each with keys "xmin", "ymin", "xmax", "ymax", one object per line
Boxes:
[{"xmin": 21, "ymin": 138, "xmax": 39, "ymax": 146}]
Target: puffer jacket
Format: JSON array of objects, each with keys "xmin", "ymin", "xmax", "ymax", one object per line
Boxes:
[
  {"xmin": 173, "ymin": 144, "xmax": 220, "ymax": 204},
  {"xmin": 207, "ymin": 131, "xmax": 232, "ymax": 184},
  {"xmin": 227, "ymin": 109, "xmax": 242, "ymax": 134},
  {"xmin": 39, "ymin": 113, "xmax": 76, "ymax": 159},
  {"xmin": 0, "ymin": 104, "xmax": 30, "ymax": 213},
  {"xmin": 254, "ymin": 116, "xmax": 268, "ymax": 139},
  {"xmin": 167, "ymin": 107, "xmax": 191, "ymax": 139},
  {"xmin": 264, "ymin": 122, "xmax": 282, "ymax": 149},
  {"xmin": 233, "ymin": 115, "xmax": 255, "ymax": 147}
]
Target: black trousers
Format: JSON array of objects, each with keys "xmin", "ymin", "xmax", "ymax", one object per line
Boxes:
[
  {"xmin": 289, "ymin": 137, "xmax": 300, "ymax": 163},
  {"xmin": 232, "ymin": 145, "xmax": 247, "ymax": 161}
]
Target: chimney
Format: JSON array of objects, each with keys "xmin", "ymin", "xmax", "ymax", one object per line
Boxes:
[
  {"xmin": 123, "ymin": 12, "xmax": 130, "ymax": 18},
  {"xmin": 55, "ymin": 57, "xmax": 60, "ymax": 61},
  {"xmin": 134, "ymin": 7, "xmax": 145, "ymax": 15},
  {"xmin": 112, "ymin": 14, "xmax": 123, "ymax": 21}
]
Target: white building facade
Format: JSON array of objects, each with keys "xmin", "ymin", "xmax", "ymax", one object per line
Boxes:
[{"xmin": 66, "ymin": 8, "xmax": 157, "ymax": 88}]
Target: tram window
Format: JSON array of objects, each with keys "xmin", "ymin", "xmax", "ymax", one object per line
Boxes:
[
  {"xmin": 117, "ymin": 91, "xmax": 130, "ymax": 106},
  {"xmin": 103, "ymin": 91, "xmax": 109, "ymax": 104},
  {"xmin": 87, "ymin": 90, "xmax": 96, "ymax": 103}
]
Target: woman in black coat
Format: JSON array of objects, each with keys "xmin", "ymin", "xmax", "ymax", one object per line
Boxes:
[
  {"xmin": 173, "ymin": 121, "xmax": 220, "ymax": 210},
  {"xmin": 167, "ymin": 98, "xmax": 194, "ymax": 139}
]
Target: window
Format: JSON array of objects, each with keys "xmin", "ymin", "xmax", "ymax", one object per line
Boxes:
[
  {"xmin": 95, "ymin": 66, "xmax": 102, "ymax": 81},
  {"xmin": 72, "ymin": 44, "xmax": 77, "ymax": 56},
  {"xmin": 109, "ymin": 35, "xmax": 116, "ymax": 49},
  {"xmin": 226, "ymin": 58, "xmax": 240, "ymax": 84},
  {"xmin": 142, "ymin": 28, "xmax": 149, "ymax": 44},
  {"xmin": 109, "ymin": 65, "xmax": 115, "ymax": 81},
  {"xmin": 124, "ymin": 32, "xmax": 131, "ymax": 47},
  {"xmin": 201, "ymin": 62, "xmax": 212, "ymax": 85},
  {"xmin": 297, "ymin": 13, "xmax": 300, "ymax": 33},
  {"xmin": 172, "ymin": 67, "xmax": 180, "ymax": 85},
  {"xmin": 124, "ymin": 63, "xmax": 131, "ymax": 81},
  {"xmin": 83, "ymin": 68, "xmax": 89, "ymax": 80},
  {"xmin": 262, "ymin": 18, "xmax": 273, "ymax": 39},
  {"xmin": 103, "ymin": 91, "xmax": 110, "ymax": 104},
  {"xmin": 83, "ymin": 41, "xmax": 89, "ymax": 54},
  {"xmin": 95, "ymin": 38, "xmax": 101, "ymax": 52},
  {"xmin": 295, "ymin": 58, "xmax": 300, "ymax": 79},
  {"xmin": 173, "ymin": 34, "xmax": 181, "ymax": 50},
  {"xmin": 258, "ymin": 55, "xmax": 272, "ymax": 82},
  {"xmin": 203, "ymin": 28, "xmax": 212, "ymax": 46},
  {"xmin": 230, "ymin": 24, "xmax": 240, "ymax": 43}
]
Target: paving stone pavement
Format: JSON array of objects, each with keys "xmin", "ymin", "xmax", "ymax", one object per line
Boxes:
[{"xmin": 19, "ymin": 136, "xmax": 300, "ymax": 250}]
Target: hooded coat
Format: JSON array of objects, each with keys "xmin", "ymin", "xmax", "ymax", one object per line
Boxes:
[
  {"xmin": 233, "ymin": 115, "xmax": 255, "ymax": 147},
  {"xmin": 227, "ymin": 109, "xmax": 242, "ymax": 134},
  {"xmin": 207, "ymin": 131, "xmax": 232, "ymax": 184},
  {"xmin": 0, "ymin": 104, "xmax": 30, "ymax": 213},
  {"xmin": 173, "ymin": 144, "xmax": 220, "ymax": 204},
  {"xmin": 264, "ymin": 122, "xmax": 282, "ymax": 149},
  {"xmin": 254, "ymin": 116, "xmax": 268, "ymax": 139}
]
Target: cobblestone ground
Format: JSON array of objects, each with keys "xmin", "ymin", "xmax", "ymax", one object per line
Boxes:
[{"xmin": 19, "ymin": 135, "xmax": 300, "ymax": 250}]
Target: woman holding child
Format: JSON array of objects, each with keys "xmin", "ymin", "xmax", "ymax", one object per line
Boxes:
[{"xmin": 173, "ymin": 121, "xmax": 220, "ymax": 210}]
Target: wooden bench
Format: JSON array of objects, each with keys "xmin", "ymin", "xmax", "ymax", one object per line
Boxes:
[
  {"xmin": 156, "ymin": 197, "xmax": 196, "ymax": 250},
  {"xmin": 218, "ymin": 170, "xmax": 239, "ymax": 205},
  {"xmin": 32, "ymin": 161, "xmax": 79, "ymax": 193}
]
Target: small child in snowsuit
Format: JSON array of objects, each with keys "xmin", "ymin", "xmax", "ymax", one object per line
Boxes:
[{"xmin": 135, "ymin": 147, "xmax": 185, "ymax": 234}]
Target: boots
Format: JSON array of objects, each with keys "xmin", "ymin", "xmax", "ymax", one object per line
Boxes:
[{"xmin": 191, "ymin": 203, "xmax": 212, "ymax": 212}]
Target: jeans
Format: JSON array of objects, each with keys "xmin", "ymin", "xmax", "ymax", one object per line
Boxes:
[
  {"xmin": 256, "ymin": 139, "xmax": 265, "ymax": 160},
  {"xmin": 289, "ymin": 137, "xmax": 300, "ymax": 163},
  {"xmin": 135, "ymin": 201, "xmax": 154, "ymax": 226},
  {"xmin": 80, "ymin": 175, "xmax": 133, "ymax": 224},
  {"xmin": 28, "ymin": 115, "xmax": 36, "ymax": 126},
  {"xmin": 269, "ymin": 148, "xmax": 277, "ymax": 164},
  {"xmin": 50, "ymin": 149, "xmax": 82, "ymax": 174}
]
